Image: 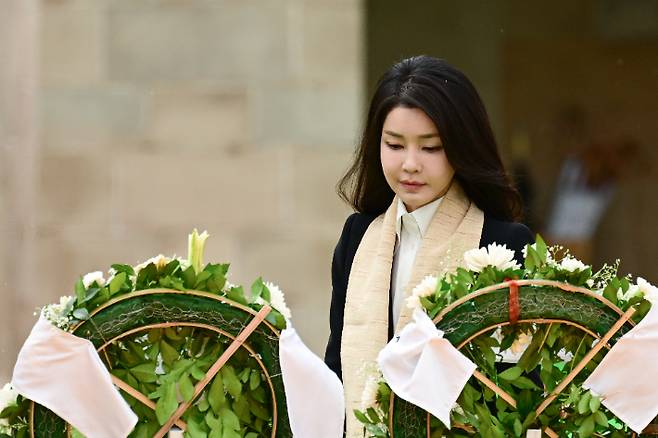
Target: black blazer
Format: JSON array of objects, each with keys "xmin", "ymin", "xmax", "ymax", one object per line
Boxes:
[{"xmin": 324, "ymin": 212, "xmax": 534, "ymax": 380}]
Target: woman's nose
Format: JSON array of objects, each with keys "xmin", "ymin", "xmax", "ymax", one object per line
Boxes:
[{"xmin": 402, "ymin": 150, "xmax": 421, "ymax": 173}]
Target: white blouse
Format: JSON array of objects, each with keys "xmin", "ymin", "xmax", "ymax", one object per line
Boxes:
[{"xmin": 391, "ymin": 196, "xmax": 443, "ymax": 325}]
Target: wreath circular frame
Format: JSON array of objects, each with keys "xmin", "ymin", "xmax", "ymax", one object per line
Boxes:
[{"xmin": 29, "ymin": 289, "xmax": 291, "ymax": 438}]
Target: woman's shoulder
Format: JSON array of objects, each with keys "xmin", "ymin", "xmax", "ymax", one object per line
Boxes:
[
  {"xmin": 339, "ymin": 212, "xmax": 379, "ymax": 245},
  {"xmin": 481, "ymin": 215, "xmax": 535, "ymax": 260},
  {"xmin": 333, "ymin": 212, "xmax": 379, "ymax": 280}
]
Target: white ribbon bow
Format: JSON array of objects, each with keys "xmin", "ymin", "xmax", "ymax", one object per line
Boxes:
[
  {"xmin": 378, "ymin": 308, "xmax": 476, "ymax": 427},
  {"xmin": 12, "ymin": 315, "xmax": 137, "ymax": 438},
  {"xmin": 584, "ymin": 301, "xmax": 658, "ymax": 433},
  {"xmin": 279, "ymin": 321, "xmax": 345, "ymax": 437}
]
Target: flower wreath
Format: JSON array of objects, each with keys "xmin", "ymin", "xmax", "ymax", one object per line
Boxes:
[
  {"xmin": 1, "ymin": 230, "xmax": 293, "ymax": 438},
  {"xmin": 355, "ymin": 236, "xmax": 658, "ymax": 438}
]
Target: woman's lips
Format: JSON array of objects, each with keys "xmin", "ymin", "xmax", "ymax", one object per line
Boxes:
[{"xmin": 400, "ymin": 181, "xmax": 425, "ymax": 192}]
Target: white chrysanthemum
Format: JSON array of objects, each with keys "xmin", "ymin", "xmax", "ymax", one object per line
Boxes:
[
  {"xmin": 464, "ymin": 243, "xmax": 520, "ymax": 273},
  {"xmin": 134, "ymin": 254, "xmax": 172, "ymax": 274},
  {"xmin": 559, "ymin": 257, "xmax": 588, "ymax": 273},
  {"xmin": 82, "ymin": 271, "xmax": 105, "ymax": 288},
  {"xmin": 0, "ymin": 383, "xmax": 18, "ymax": 412},
  {"xmin": 405, "ymin": 275, "xmax": 438, "ymax": 309},
  {"xmin": 360, "ymin": 374, "xmax": 380, "ymax": 411},
  {"xmin": 510, "ymin": 332, "xmax": 532, "ymax": 354},
  {"xmin": 263, "ymin": 281, "xmax": 292, "ymax": 319},
  {"xmin": 405, "ymin": 295, "xmax": 421, "ymax": 310},
  {"xmin": 637, "ymin": 277, "xmax": 658, "ymax": 304},
  {"xmin": 412, "ymin": 275, "xmax": 438, "ymax": 298},
  {"xmin": 464, "ymin": 247, "xmax": 491, "ymax": 272}
]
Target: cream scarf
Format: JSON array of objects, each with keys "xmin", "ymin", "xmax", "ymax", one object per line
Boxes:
[{"xmin": 340, "ymin": 181, "xmax": 484, "ymax": 437}]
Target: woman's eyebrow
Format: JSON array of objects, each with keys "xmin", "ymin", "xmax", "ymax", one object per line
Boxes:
[{"xmin": 383, "ymin": 130, "xmax": 440, "ymax": 139}]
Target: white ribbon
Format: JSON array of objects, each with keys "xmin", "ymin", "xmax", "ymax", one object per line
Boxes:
[
  {"xmin": 12, "ymin": 315, "xmax": 137, "ymax": 438},
  {"xmin": 377, "ymin": 308, "xmax": 476, "ymax": 427},
  {"xmin": 583, "ymin": 301, "xmax": 658, "ymax": 433},
  {"xmin": 279, "ymin": 322, "xmax": 345, "ymax": 437}
]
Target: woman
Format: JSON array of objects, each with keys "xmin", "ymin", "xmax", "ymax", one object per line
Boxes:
[{"xmin": 324, "ymin": 56, "xmax": 534, "ymax": 436}]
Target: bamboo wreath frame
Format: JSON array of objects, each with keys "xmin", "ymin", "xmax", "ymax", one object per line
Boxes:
[
  {"xmin": 29, "ymin": 289, "xmax": 284, "ymax": 438},
  {"xmin": 387, "ymin": 279, "xmax": 657, "ymax": 437}
]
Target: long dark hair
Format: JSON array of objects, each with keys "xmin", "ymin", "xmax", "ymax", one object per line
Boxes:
[{"xmin": 338, "ymin": 55, "xmax": 523, "ymax": 222}]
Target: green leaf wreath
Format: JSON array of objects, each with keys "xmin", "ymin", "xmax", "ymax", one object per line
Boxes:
[
  {"xmin": 355, "ymin": 236, "xmax": 658, "ymax": 438},
  {"xmin": 1, "ymin": 230, "xmax": 292, "ymax": 438}
]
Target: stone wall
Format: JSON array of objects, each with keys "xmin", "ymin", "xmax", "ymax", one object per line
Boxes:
[{"xmin": 0, "ymin": 0, "xmax": 364, "ymax": 381}]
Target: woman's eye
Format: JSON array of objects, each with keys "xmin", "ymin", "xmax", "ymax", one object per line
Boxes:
[
  {"xmin": 386, "ymin": 143, "xmax": 403, "ymax": 150},
  {"xmin": 423, "ymin": 146, "xmax": 443, "ymax": 152}
]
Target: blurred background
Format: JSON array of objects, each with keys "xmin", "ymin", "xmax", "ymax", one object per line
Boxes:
[{"xmin": 1, "ymin": 0, "xmax": 657, "ymax": 381}]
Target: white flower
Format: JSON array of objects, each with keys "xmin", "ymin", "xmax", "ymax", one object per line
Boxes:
[
  {"xmin": 557, "ymin": 348, "xmax": 574, "ymax": 362},
  {"xmin": 451, "ymin": 403, "xmax": 465, "ymax": 416},
  {"xmin": 405, "ymin": 295, "xmax": 421, "ymax": 310},
  {"xmin": 522, "ymin": 243, "xmax": 554, "ymax": 263},
  {"xmin": 521, "ymin": 243, "xmax": 556, "ymax": 266},
  {"xmin": 134, "ymin": 254, "xmax": 171, "ymax": 274},
  {"xmin": 637, "ymin": 277, "xmax": 658, "ymax": 304},
  {"xmin": 510, "ymin": 332, "xmax": 532, "ymax": 354},
  {"xmin": 412, "ymin": 275, "xmax": 438, "ymax": 298},
  {"xmin": 405, "ymin": 275, "xmax": 438, "ymax": 309},
  {"xmin": 0, "ymin": 418, "xmax": 10, "ymax": 434},
  {"xmin": 360, "ymin": 374, "xmax": 380, "ymax": 410},
  {"xmin": 0, "ymin": 383, "xmax": 18, "ymax": 412},
  {"xmin": 616, "ymin": 287, "xmax": 626, "ymax": 301},
  {"xmin": 42, "ymin": 295, "xmax": 75, "ymax": 329},
  {"xmin": 521, "ymin": 244, "xmax": 530, "ymax": 259},
  {"xmin": 106, "ymin": 267, "xmax": 117, "ymax": 284},
  {"xmin": 176, "ymin": 256, "xmax": 191, "ymax": 271},
  {"xmin": 188, "ymin": 229, "xmax": 210, "ymax": 274},
  {"xmin": 464, "ymin": 243, "xmax": 520, "ymax": 273},
  {"xmin": 82, "ymin": 271, "xmax": 105, "ymax": 288},
  {"xmin": 559, "ymin": 257, "xmax": 588, "ymax": 273},
  {"xmin": 618, "ymin": 284, "xmax": 640, "ymax": 302},
  {"xmin": 586, "ymin": 278, "xmax": 595, "ymax": 288},
  {"xmin": 263, "ymin": 281, "xmax": 291, "ymax": 320}
]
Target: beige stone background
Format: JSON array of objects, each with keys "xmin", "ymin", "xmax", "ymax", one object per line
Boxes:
[
  {"xmin": 0, "ymin": 0, "xmax": 361, "ymax": 381},
  {"xmin": 1, "ymin": 0, "xmax": 657, "ymax": 383}
]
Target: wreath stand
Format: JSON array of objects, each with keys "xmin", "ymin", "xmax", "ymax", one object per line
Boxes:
[
  {"xmin": 389, "ymin": 279, "xmax": 657, "ymax": 437},
  {"xmin": 29, "ymin": 289, "xmax": 292, "ymax": 437}
]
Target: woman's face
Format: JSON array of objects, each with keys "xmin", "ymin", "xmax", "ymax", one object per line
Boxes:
[{"xmin": 380, "ymin": 106, "xmax": 455, "ymax": 212}]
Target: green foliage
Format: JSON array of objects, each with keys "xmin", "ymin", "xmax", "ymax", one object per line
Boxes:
[
  {"xmin": 104, "ymin": 327, "xmax": 273, "ymax": 438},
  {"xmin": 0, "ymin": 394, "xmax": 30, "ymax": 437},
  {"xmin": 65, "ymin": 259, "xmax": 286, "ymax": 331},
  {"xmin": 357, "ymin": 234, "xmax": 655, "ymax": 437},
  {"xmin": 354, "ymin": 380, "xmax": 391, "ymax": 437},
  {"xmin": 15, "ymin": 234, "xmax": 289, "ymax": 437}
]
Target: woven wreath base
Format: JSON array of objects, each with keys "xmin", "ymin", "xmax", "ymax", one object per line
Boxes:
[
  {"xmin": 388, "ymin": 281, "xmax": 651, "ymax": 437},
  {"xmin": 30, "ymin": 290, "xmax": 291, "ymax": 438}
]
